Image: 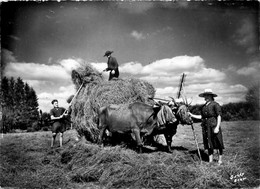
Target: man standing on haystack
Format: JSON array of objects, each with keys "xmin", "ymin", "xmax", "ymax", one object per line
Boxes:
[{"xmin": 103, "ymin": 50, "xmax": 119, "ymax": 81}]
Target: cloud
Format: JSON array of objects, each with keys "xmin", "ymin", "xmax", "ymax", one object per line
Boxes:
[
  {"xmin": 155, "ymin": 82, "xmax": 247, "ymax": 106},
  {"xmin": 237, "ymin": 61, "xmax": 260, "ymax": 77},
  {"xmin": 90, "ymin": 62, "xmax": 110, "ymax": 80},
  {"xmin": 226, "ymin": 60, "xmax": 260, "ymax": 81},
  {"xmin": 23, "ymin": 80, "xmax": 52, "ymax": 88},
  {"xmin": 155, "ymin": 87, "xmax": 176, "ymax": 98},
  {"xmin": 58, "ymin": 58, "xmax": 81, "ymax": 73},
  {"xmin": 186, "ymin": 83, "xmax": 247, "ymax": 96},
  {"xmin": 59, "ymin": 85, "xmax": 73, "ymax": 92},
  {"xmin": 4, "ymin": 57, "xmax": 83, "ymax": 112},
  {"xmin": 91, "ymin": 62, "xmax": 107, "ymax": 72},
  {"xmin": 141, "ymin": 68, "xmax": 225, "ymax": 89},
  {"xmin": 117, "ymin": 2, "xmax": 154, "ymax": 14},
  {"xmin": 233, "ymin": 18, "xmax": 258, "ymax": 54},
  {"xmin": 142, "ymin": 56, "xmax": 204, "ymax": 75},
  {"xmin": 120, "ymin": 62, "xmax": 144, "ymax": 75},
  {"xmin": 2, "ymin": 49, "xmax": 18, "ymax": 72},
  {"xmin": 121, "ymin": 56, "xmax": 204, "ymax": 75},
  {"xmin": 237, "ymin": 67, "xmax": 257, "ymax": 76},
  {"xmin": 130, "ymin": 27, "xmax": 172, "ymax": 41},
  {"xmin": 131, "ymin": 30, "xmax": 146, "ymax": 40},
  {"xmin": 5, "ymin": 63, "xmax": 70, "ymax": 82},
  {"xmin": 187, "ymin": 68, "xmax": 226, "ymax": 84},
  {"xmin": 4, "ymin": 58, "xmax": 82, "ymax": 83},
  {"xmin": 120, "ymin": 55, "xmax": 226, "ymax": 89},
  {"xmin": 118, "ymin": 55, "xmax": 245, "ymax": 105},
  {"xmin": 2, "ymin": 49, "xmax": 17, "ymax": 63},
  {"xmin": 38, "ymin": 92, "xmax": 54, "ymax": 101}
]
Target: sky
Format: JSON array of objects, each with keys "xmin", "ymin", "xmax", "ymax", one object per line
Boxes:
[{"xmin": 1, "ymin": 1, "xmax": 259, "ymax": 112}]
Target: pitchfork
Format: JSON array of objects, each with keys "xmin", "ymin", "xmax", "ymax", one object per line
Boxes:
[{"xmin": 176, "ymin": 73, "xmax": 202, "ymax": 163}]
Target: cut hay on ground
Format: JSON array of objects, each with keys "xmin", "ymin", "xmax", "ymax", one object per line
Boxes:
[
  {"xmin": 1, "ymin": 124, "xmax": 259, "ymax": 188},
  {"xmin": 60, "ymin": 139, "xmax": 253, "ymax": 189},
  {"xmin": 70, "ymin": 62, "xmax": 155, "ymax": 142}
]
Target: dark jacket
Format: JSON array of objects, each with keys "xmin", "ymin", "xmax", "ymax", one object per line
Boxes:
[
  {"xmin": 106, "ymin": 56, "xmax": 119, "ymax": 80},
  {"xmin": 106, "ymin": 56, "xmax": 118, "ymax": 71}
]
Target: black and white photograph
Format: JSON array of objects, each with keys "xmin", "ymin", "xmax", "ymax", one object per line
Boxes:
[{"xmin": 1, "ymin": 1, "xmax": 259, "ymax": 188}]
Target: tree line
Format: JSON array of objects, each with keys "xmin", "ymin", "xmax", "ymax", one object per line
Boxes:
[{"xmin": 1, "ymin": 76, "xmax": 40, "ymax": 132}]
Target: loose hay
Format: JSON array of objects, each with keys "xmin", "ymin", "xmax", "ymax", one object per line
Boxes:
[
  {"xmin": 70, "ymin": 62, "xmax": 155, "ymax": 142},
  {"xmin": 60, "ymin": 140, "xmax": 253, "ymax": 189}
]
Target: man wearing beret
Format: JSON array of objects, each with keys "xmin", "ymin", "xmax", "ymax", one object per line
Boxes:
[{"xmin": 103, "ymin": 50, "xmax": 119, "ymax": 81}]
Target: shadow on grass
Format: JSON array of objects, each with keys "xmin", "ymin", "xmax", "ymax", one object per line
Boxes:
[
  {"xmin": 189, "ymin": 149, "xmax": 209, "ymax": 162},
  {"xmin": 99, "ymin": 133, "xmax": 210, "ymax": 163}
]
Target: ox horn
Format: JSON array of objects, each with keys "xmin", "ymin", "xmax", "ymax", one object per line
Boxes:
[
  {"xmin": 188, "ymin": 98, "xmax": 193, "ymax": 106},
  {"xmin": 169, "ymin": 96, "xmax": 177, "ymax": 106}
]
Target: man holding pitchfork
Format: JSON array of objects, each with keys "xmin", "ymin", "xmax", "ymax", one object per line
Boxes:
[{"xmin": 50, "ymin": 99, "xmax": 68, "ymax": 148}]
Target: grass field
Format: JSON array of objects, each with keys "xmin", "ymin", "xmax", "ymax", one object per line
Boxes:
[{"xmin": 0, "ymin": 121, "xmax": 259, "ymax": 188}]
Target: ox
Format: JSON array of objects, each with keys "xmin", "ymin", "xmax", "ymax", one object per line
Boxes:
[{"xmin": 97, "ymin": 101, "xmax": 193, "ymax": 153}]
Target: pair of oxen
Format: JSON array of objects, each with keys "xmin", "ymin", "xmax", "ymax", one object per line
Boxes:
[{"xmin": 97, "ymin": 99, "xmax": 193, "ymax": 153}]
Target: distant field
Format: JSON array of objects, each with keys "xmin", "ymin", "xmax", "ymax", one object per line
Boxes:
[{"xmin": 0, "ymin": 121, "xmax": 259, "ymax": 188}]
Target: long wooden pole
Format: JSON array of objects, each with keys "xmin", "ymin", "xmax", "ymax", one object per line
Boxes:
[
  {"xmin": 177, "ymin": 73, "xmax": 186, "ymax": 99},
  {"xmin": 191, "ymin": 124, "xmax": 202, "ymax": 162},
  {"xmin": 177, "ymin": 73, "xmax": 202, "ymax": 162},
  {"xmin": 63, "ymin": 83, "xmax": 84, "ymax": 116},
  {"xmin": 69, "ymin": 83, "xmax": 84, "ymax": 105}
]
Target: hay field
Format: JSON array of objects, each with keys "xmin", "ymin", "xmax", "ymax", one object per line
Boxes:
[{"xmin": 0, "ymin": 121, "xmax": 259, "ymax": 188}]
